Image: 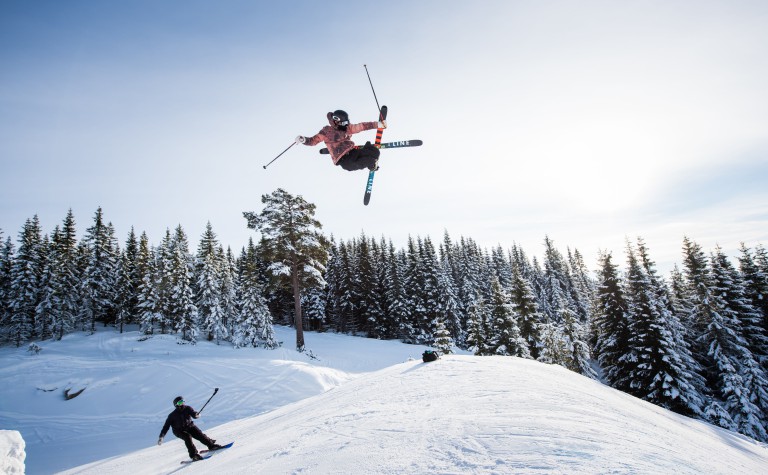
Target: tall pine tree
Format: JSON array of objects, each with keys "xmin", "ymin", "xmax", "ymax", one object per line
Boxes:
[
  {"xmin": 244, "ymin": 189, "xmax": 329, "ymax": 351},
  {"xmin": 9, "ymin": 216, "xmax": 43, "ymax": 345}
]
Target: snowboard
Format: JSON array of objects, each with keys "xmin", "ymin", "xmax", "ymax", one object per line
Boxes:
[
  {"xmin": 200, "ymin": 441, "xmax": 234, "ymax": 454},
  {"xmin": 180, "ymin": 442, "xmax": 234, "ymax": 464}
]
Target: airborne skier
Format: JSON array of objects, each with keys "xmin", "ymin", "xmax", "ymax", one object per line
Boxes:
[{"xmin": 295, "ymin": 109, "xmax": 386, "ymax": 171}]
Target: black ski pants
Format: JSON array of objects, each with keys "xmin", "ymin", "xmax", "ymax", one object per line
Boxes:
[
  {"xmin": 172, "ymin": 425, "xmax": 215, "ymax": 457},
  {"xmin": 337, "ymin": 142, "xmax": 380, "ymax": 171}
]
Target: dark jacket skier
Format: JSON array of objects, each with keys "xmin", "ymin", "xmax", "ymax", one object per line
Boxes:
[
  {"xmin": 296, "ymin": 109, "xmax": 386, "ymax": 171},
  {"xmin": 158, "ymin": 396, "xmax": 222, "ymax": 461}
]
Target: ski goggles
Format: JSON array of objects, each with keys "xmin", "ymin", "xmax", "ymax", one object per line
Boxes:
[
  {"xmin": 332, "ymin": 116, "xmax": 349, "ymax": 126},
  {"xmin": 176, "ymin": 399, "xmax": 185, "ymax": 406}
]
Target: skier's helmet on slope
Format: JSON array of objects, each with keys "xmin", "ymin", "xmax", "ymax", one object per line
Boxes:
[
  {"xmin": 173, "ymin": 396, "xmax": 184, "ymax": 407},
  {"xmin": 331, "ymin": 110, "xmax": 349, "ymax": 129}
]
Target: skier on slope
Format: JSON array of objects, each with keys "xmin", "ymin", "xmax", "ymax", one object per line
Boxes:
[
  {"xmin": 158, "ymin": 396, "xmax": 223, "ymax": 461},
  {"xmin": 296, "ymin": 109, "xmax": 386, "ymax": 171}
]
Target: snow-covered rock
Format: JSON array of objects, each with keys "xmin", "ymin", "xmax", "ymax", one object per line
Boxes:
[{"xmin": 0, "ymin": 430, "xmax": 26, "ymax": 474}]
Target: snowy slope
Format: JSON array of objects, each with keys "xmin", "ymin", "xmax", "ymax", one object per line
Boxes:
[
  {"xmin": 0, "ymin": 326, "xmax": 433, "ymax": 474},
  {"xmin": 3, "ymin": 327, "xmax": 768, "ymax": 474},
  {"xmin": 63, "ymin": 355, "xmax": 768, "ymax": 475}
]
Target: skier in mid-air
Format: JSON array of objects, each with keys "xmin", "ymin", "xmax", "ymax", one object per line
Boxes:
[
  {"xmin": 296, "ymin": 109, "xmax": 386, "ymax": 171},
  {"xmin": 158, "ymin": 396, "xmax": 223, "ymax": 461}
]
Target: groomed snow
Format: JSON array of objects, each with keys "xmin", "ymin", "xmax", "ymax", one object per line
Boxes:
[{"xmin": 2, "ymin": 326, "xmax": 768, "ymax": 474}]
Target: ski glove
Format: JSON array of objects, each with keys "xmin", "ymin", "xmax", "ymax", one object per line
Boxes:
[
  {"xmin": 378, "ymin": 120, "xmax": 387, "ymax": 129},
  {"xmin": 157, "ymin": 437, "xmax": 163, "ymax": 446},
  {"xmin": 295, "ymin": 135, "xmax": 306, "ymax": 144}
]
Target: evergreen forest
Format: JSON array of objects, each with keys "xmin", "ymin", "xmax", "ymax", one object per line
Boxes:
[{"xmin": 2, "ymin": 189, "xmax": 767, "ymax": 443}]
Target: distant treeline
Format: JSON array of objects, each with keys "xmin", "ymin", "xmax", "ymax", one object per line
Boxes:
[{"xmin": 1, "ymin": 198, "xmax": 767, "ymax": 443}]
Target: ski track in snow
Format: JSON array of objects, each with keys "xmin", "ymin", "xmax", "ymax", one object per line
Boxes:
[{"xmin": 3, "ymin": 327, "xmax": 768, "ymax": 474}]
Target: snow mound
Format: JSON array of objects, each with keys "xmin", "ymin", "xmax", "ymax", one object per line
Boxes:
[
  {"xmin": 63, "ymin": 356, "xmax": 768, "ymax": 474},
  {"xmin": 0, "ymin": 430, "xmax": 26, "ymax": 474}
]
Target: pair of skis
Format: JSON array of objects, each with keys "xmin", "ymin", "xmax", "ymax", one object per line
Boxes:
[
  {"xmin": 364, "ymin": 105, "xmax": 388, "ymax": 206},
  {"xmin": 361, "ymin": 106, "xmax": 421, "ymax": 206},
  {"xmin": 318, "ymin": 139, "xmax": 422, "ymax": 154}
]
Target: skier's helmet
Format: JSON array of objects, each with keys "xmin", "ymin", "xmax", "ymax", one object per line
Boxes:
[
  {"xmin": 173, "ymin": 396, "xmax": 184, "ymax": 407},
  {"xmin": 331, "ymin": 110, "xmax": 349, "ymax": 127}
]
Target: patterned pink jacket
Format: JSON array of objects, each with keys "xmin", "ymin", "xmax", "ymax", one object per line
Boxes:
[{"xmin": 304, "ymin": 112, "xmax": 378, "ymax": 164}]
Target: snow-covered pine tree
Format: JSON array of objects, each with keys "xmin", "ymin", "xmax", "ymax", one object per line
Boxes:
[
  {"xmin": 708, "ymin": 246, "xmax": 768, "ymax": 440},
  {"xmin": 593, "ymin": 251, "xmax": 632, "ymax": 391},
  {"xmin": 168, "ymin": 226, "xmax": 198, "ymax": 343},
  {"xmin": 385, "ymin": 241, "xmax": 411, "ymax": 341},
  {"xmin": 490, "ymin": 245, "xmax": 513, "ymax": 291},
  {"xmin": 403, "ymin": 236, "xmax": 425, "ymax": 344},
  {"xmin": 433, "ymin": 315, "xmax": 454, "ymax": 355},
  {"xmin": 322, "ymin": 239, "xmax": 342, "ymax": 331},
  {"xmin": 465, "ymin": 298, "xmax": 488, "ymax": 356},
  {"xmin": 560, "ymin": 302, "xmax": 595, "ymax": 378},
  {"xmin": 0, "ymin": 234, "xmax": 13, "ymax": 340},
  {"xmin": 195, "ymin": 223, "xmax": 227, "ymax": 344},
  {"xmin": 333, "ymin": 241, "xmax": 357, "ymax": 334},
  {"xmin": 9, "ymin": 216, "xmax": 43, "ymax": 345},
  {"xmin": 440, "ymin": 232, "xmax": 463, "ymax": 301},
  {"xmin": 354, "ymin": 233, "xmax": 383, "ymax": 338},
  {"xmin": 301, "ymin": 285, "xmax": 326, "ymax": 331},
  {"xmin": 119, "ymin": 228, "xmax": 141, "ymax": 328},
  {"xmin": 220, "ymin": 246, "xmax": 238, "ymax": 335},
  {"xmin": 667, "ymin": 265, "xmax": 687, "ymax": 320},
  {"xmin": 625, "ymin": 239, "xmax": 705, "ymax": 417},
  {"xmin": 113, "ymin": 239, "xmax": 131, "ymax": 333},
  {"xmin": 537, "ymin": 320, "xmax": 567, "ymax": 366},
  {"xmin": 438, "ymin": 236, "xmax": 464, "ymax": 345},
  {"xmin": 456, "ymin": 237, "xmax": 484, "ymax": 329},
  {"xmin": 136, "ymin": 232, "xmax": 160, "ymax": 335},
  {"xmin": 80, "ymin": 208, "xmax": 119, "ymax": 332},
  {"xmin": 420, "ymin": 237, "xmax": 443, "ymax": 344},
  {"xmin": 155, "ymin": 229, "xmax": 175, "ymax": 334},
  {"xmin": 680, "ymin": 236, "xmax": 711, "ymax": 336},
  {"xmin": 714, "ymin": 246, "xmax": 768, "ymax": 366},
  {"xmin": 487, "ymin": 276, "xmax": 530, "ymax": 358},
  {"xmin": 567, "ymin": 247, "xmax": 596, "ymax": 321},
  {"xmin": 509, "ymin": 261, "xmax": 542, "ymax": 359},
  {"xmin": 232, "ymin": 238, "xmax": 277, "ymax": 349},
  {"xmin": 372, "ymin": 237, "xmax": 396, "ymax": 338},
  {"xmin": 679, "ymin": 236, "xmax": 733, "ymax": 425},
  {"xmin": 436, "ymin": 254, "xmax": 462, "ymax": 346},
  {"xmin": 48, "ymin": 210, "xmax": 80, "ymax": 339},
  {"xmin": 244, "ymin": 188, "xmax": 329, "ymax": 351},
  {"xmin": 541, "ymin": 236, "xmax": 572, "ymax": 323},
  {"xmin": 738, "ymin": 243, "xmax": 768, "ymax": 346},
  {"xmin": 34, "ymin": 234, "xmax": 54, "ymax": 340}
]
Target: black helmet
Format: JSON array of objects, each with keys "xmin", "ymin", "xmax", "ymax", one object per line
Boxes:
[
  {"xmin": 331, "ymin": 110, "xmax": 349, "ymax": 127},
  {"xmin": 173, "ymin": 396, "xmax": 184, "ymax": 407}
]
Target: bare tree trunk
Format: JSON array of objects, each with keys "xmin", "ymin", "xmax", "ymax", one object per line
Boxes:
[{"xmin": 292, "ymin": 259, "xmax": 305, "ymax": 351}]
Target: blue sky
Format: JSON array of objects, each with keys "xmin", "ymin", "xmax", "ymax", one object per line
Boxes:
[{"xmin": 2, "ymin": 0, "xmax": 767, "ymax": 273}]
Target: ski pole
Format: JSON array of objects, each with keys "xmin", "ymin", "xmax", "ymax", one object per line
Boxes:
[
  {"xmin": 263, "ymin": 141, "xmax": 297, "ymax": 169},
  {"xmin": 363, "ymin": 64, "xmax": 384, "ymax": 120},
  {"xmin": 197, "ymin": 387, "xmax": 219, "ymax": 415}
]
